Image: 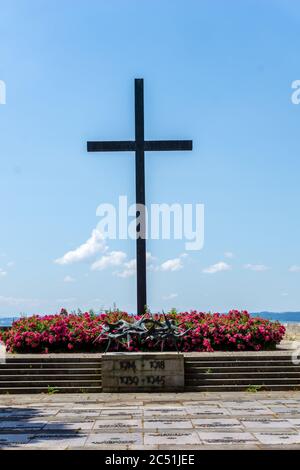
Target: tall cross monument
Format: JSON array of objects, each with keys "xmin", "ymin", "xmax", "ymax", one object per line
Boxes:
[{"xmin": 87, "ymin": 78, "xmax": 193, "ymax": 314}]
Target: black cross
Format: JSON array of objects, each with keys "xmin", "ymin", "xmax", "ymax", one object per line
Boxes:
[{"xmin": 87, "ymin": 78, "xmax": 192, "ymax": 315}]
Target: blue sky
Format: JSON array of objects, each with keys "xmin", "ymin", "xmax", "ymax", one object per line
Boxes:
[{"xmin": 0, "ymin": 0, "xmax": 300, "ymax": 316}]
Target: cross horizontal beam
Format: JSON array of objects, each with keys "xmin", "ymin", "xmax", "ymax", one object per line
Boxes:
[
  {"xmin": 144, "ymin": 140, "xmax": 192, "ymax": 151},
  {"xmin": 87, "ymin": 140, "xmax": 192, "ymax": 152},
  {"xmin": 87, "ymin": 141, "xmax": 135, "ymax": 152}
]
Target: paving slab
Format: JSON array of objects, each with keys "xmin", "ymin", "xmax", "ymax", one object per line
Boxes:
[
  {"xmin": 228, "ymin": 408, "xmax": 272, "ymax": 416},
  {"xmin": 143, "ymin": 408, "xmax": 187, "ymax": 417},
  {"xmin": 1, "ymin": 391, "xmax": 300, "ymax": 448},
  {"xmin": 144, "ymin": 419, "xmax": 193, "ymax": 430},
  {"xmin": 26, "ymin": 434, "xmax": 88, "ymax": 449},
  {"xmin": 85, "ymin": 433, "xmax": 143, "ymax": 446},
  {"xmin": 222, "ymin": 401, "xmax": 269, "ymax": 409},
  {"xmin": 269, "ymin": 407, "xmax": 300, "ymax": 416},
  {"xmin": 100, "ymin": 408, "xmax": 142, "ymax": 417},
  {"xmin": 185, "ymin": 406, "xmax": 230, "ymax": 416},
  {"xmin": 144, "ymin": 431, "xmax": 200, "ymax": 445},
  {"xmin": 93, "ymin": 419, "xmax": 142, "ymax": 430},
  {"xmin": 287, "ymin": 419, "xmax": 300, "ymax": 427},
  {"xmin": 197, "ymin": 432, "xmax": 257, "ymax": 444},
  {"xmin": 0, "ymin": 433, "xmax": 33, "ymax": 447},
  {"xmin": 0, "ymin": 421, "xmax": 47, "ymax": 431},
  {"xmin": 254, "ymin": 433, "xmax": 300, "ymax": 445},
  {"xmin": 241, "ymin": 419, "xmax": 294, "ymax": 430},
  {"xmin": 44, "ymin": 421, "xmax": 94, "ymax": 431},
  {"xmin": 192, "ymin": 418, "xmax": 242, "ymax": 429}
]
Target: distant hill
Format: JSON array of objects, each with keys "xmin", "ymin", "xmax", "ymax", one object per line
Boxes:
[
  {"xmin": 0, "ymin": 317, "xmax": 19, "ymax": 326},
  {"xmin": 253, "ymin": 312, "xmax": 300, "ymax": 322}
]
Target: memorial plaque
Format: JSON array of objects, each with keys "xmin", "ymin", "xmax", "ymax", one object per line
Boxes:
[{"xmin": 101, "ymin": 353, "xmax": 184, "ymax": 392}]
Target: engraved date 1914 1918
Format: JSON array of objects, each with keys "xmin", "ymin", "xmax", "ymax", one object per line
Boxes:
[{"xmin": 120, "ymin": 360, "xmax": 166, "ymax": 371}]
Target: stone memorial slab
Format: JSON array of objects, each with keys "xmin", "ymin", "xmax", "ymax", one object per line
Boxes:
[
  {"xmin": 223, "ymin": 401, "xmax": 269, "ymax": 409},
  {"xmin": 241, "ymin": 419, "xmax": 293, "ymax": 429},
  {"xmin": 4, "ymin": 409, "xmax": 43, "ymax": 418},
  {"xmin": 192, "ymin": 418, "xmax": 242, "ymax": 429},
  {"xmin": 143, "ymin": 402, "xmax": 183, "ymax": 408},
  {"xmin": 100, "ymin": 408, "xmax": 142, "ymax": 417},
  {"xmin": 287, "ymin": 419, "xmax": 300, "ymax": 427},
  {"xmin": 102, "ymin": 353, "xmax": 184, "ymax": 392},
  {"xmin": 185, "ymin": 406, "xmax": 229, "ymax": 416},
  {"xmin": 144, "ymin": 408, "xmax": 187, "ymax": 417},
  {"xmin": 0, "ymin": 420, "xmax": 46, "ymax": 430},
  {"xmin": 254, "ymin": 433, "xmax": 300, "ymax": 445},
  {"xmin": 269, "ymin": 407, "xmax": 300, "ymax": 415},
  {"xmin": 85, "ymin": 433, "xmax": 143, "ymax": 446},
  {"xmin": 144, "ymin": 431, "xmax": 200, "ymax": 445},
  {"xmin": 93, "ymin": 419, "xmax": 142, "ymax": 430},
  {"xmin": 197, "ymin": 432, "xmax": 256, "ymax": 444},
  {"xmin": 44, "ymin": 421, "xmax": 94, "ymax": 431},
  {"xmin": 144, "ymin": 419, "xmax": 193, "ymax": 430},
  {"xmin": 27, "ymin": 434, "xmax": 88, "ymax": 449},
  {"xmin": 229, "ymin": 408, "xmax": 271, "ymax": 416},
  {"xmin": 0, "ymin": 433, "xmax": 33, "ymax": 446},
  {"xmin": 57, "ymin": 409, "xmax": 100, "ymax": 416}
]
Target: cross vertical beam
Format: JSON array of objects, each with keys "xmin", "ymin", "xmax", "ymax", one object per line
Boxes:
[
  {"xmin": 134, "ymin": 79, "xmax": 147, "ymax": 315},
  {"xmin": 87, "ymin": 78, "xmax": 193, "ymax": 315}
]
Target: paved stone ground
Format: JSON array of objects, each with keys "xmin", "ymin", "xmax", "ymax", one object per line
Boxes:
[{"xmin": 1, "ymin": 391, "xmax": 300, "ymax": 449}]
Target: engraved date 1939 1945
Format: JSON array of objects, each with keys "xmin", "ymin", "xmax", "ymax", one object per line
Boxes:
[{"xmin": 119, "ymin": 375, "xmax": 165, "ymax": 386}]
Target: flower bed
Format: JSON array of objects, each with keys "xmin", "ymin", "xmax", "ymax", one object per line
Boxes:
[{"xmin": 0, "ymin": 310, "xmax": 285, "ymax": 354}]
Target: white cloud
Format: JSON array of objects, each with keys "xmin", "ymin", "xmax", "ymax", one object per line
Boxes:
[
  {"xmin": 7, "ymin": 261, "xmax": 14, "ymax": 268},
  {"xmin": 203, "ymin": 261, "xmax": 231, "ymax": 274},
  {"xmin": 91, "ymin": 251, "xmax": 126, "ymax": 271},
  {"xmin": 163, "ymin": 293, "xmax": 178, "ymax": 300},
  {"xmin": 146, "ymin": 252, "xmax": 157, "ymax": 271},
  {"xmin": 56, "ymin": 297, "xmax": 77, "ymax": 303},
  {"xmin": 0, "ymin": 268, "xmax": 7, "ymax": 277},
  {"xmin": 63, "ymin": 275, "xmax": 75, "ymax": 283},
  {"xmin": 116, "ymin": 259, "xmax": 136, "ymax": 278},
  {"xmin": 289, "ymin": 265, "xmax": 300, "ymax": 272},
  {"xmin": 281, "ymin": 292, "xmax": 289, "ymax": 297},
  {"xmin": 55, "ymin": 228, "xmax": 106, "ymax": 265},
  {"xmin": 116, "ymin": 252, "xmax": 154, "ymax": 278},
  {"xmin": 224, "ymin": 251, "xmax": 234, "ymax": 259},
  {"xmin": 160, "ymin": 258, "xmax": 183, "ymax": 272},
  {"xmin": 146, "ymin": 252, "xmax": 155, "ymax": 262},
  {"xmin": 244, "ymin": 264, "xmax": 269, "ymax": 272},
  {"xmin": 0, "ymin": 296, "xmax": 39, "ymax": 306}
]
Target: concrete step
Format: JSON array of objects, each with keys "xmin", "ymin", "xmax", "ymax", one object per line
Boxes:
[
  {"xmin": 0, "ymin": 386, "xmax": 103, "ymax": 394},
  {"xmin": 0, "ymin": 374, "xmax": 101, "ymax": 382},
  {"xmin": 184, "ymin": 355, "xmax": 300, "ymax": 391},
  {"xmin": 0, "ymin": 379, "xmax": 102, "ymax": 388},
  {"xmin": 185, "ymin": 372, "xmax": 300, "ymax": 379},
  {"xmin": 0, "ymin": 368, "xmax": 101, "ymax": 375},
  {"xmin": 184, "ymin": 384, "xmax": 300, "ymax": 392},
  {"xmin": 185, "ymin": 377, "xmax": 300, "ymax": 385},
  {"xmin": 5, "ymin": 357, "xmax": 102, "ymax": 363},
  {"xmin": 184, "ymin": 355, "xmax": 293, "ymax": 362},
  {"xmin": 184, "ymin": 360, "xmax": 296, "ymax": 367},
  {"xmin": 186, "ymin": 365, "xmax": 300, "ymax": 373},
  {"xmin": 0, "ymin": 362, "xmax": 101, "ymax": 369}
]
